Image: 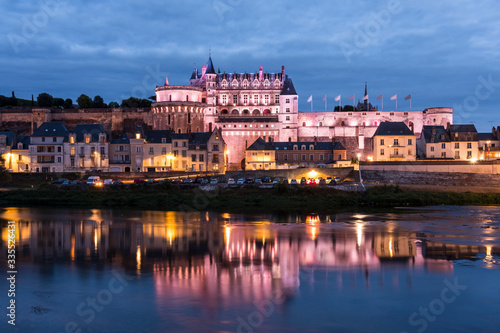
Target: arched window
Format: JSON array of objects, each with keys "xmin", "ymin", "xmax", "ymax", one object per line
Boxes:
[
  {"xmin": 231, "ymin": 109, "xmax": 239, "ymax": 115},
  {"xmin": 252, "ymin": 109, "xmax": 260, "ymax": 115},
  {"xmin": 243, "ymin": 109, "xmax": 250, "ymax": 114},
  {"xmin": 221, "ymin": 109, "xmax": 229, "ymax": 114},
  {"xmin": 263, "ymin": 109, "xmax": 271, "ymax": 114},
  {"xmin": 178, "ymin": 129, "xmax": 182, "ymax": 133}
]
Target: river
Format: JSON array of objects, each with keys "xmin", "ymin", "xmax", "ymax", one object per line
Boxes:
[{"xmin": 0, "ymin": 206, "xmax": 499, "ymax": 333}]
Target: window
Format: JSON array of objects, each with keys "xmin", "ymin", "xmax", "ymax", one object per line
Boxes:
[
  {"xmin": 310, "ymin": 154, "xmax": 314, "ymax": 161},
  {"xmin": 213, "ymin": 144, "xmax": 219, "ymax": 151},
  {"xmin": 394, "ymin": 149, "xmax": 399, "ymax": 156},
  {"xmin": 191, "ymin": 154, "xmax": 197, "ymax": 162},
  {"xmin": 380, "ymin": 139, "xmax": 385, "ymax": 145},
  {"xmin": 222, "ymin": 95, "xmax": 227, "ymax": 105},
  {"xmin": 264, "ymin": 95, "xmax": 269, "ymax": 104},
  {"xmin": 467, "ymin": 143, "xmax": 472, "ymax": 149},
  {"xmin": 53, "ymin": 137, "xmax": 57, "ymax": 143},
  {"xmin": 174, "ymin": 142, "xmax": 178, "ymax": 147},
  {"xmin": 173, "ymin": 150, "xmax": 178, "ymax": 157},
  {"xmin": 284, "ymin": 154, "xmax": 288, "ymax": 161},
  {"xmin": 409, "ymin": 150, "xmax": 413, "ymax": 155},
  {"xmin": 301, "ymin": 154, "xmax": 306, "ymax": 161},
  {"xmin": 408, "ymin": 139, "xmax": 412, "ymax": 145},
  {"xmin": 286, "ymin": 99, "xmax": 290, "ymax": 103},
  {"xmin": 199, "ymin": 154, "xmax": 204, "ymax": 162},
  {"xmin": 182, "ymin": 142, "xmax": 186, "ymax": 148},
  {"xmin": 320, "ymin": 155, "xmax": 324, "ymax": 161},
  {"xmin": 293, "ymin": 154, "xmax": 298, "ymax": 161},
  {"xmin": 57, "ymin": 146, "xmax": 61, "ymax": 152},
  {"xmin": 233, "ymin": 95, "xmax": 238, "ymax": 104},
  {"xmin": 136, "ymin": 147, "xmax": 141, "ymax": 153},
  {"xmin": 182, "ymin": 150, "xmax": 187, "ymax": 157},
  {"xmin": 42, "ymin": 137, "xmax": 45, "ymax": 142},
  {"xmin": 161, "ymin": 147, "xmax": 167, "ymax": 154},
  {"xmin": 80, "ymin": 147, "xmax": 85, "ymax": 155},
  {"xmin": 441, "ymin": 152, "xmax": 446, "ymax": 158},
  {"xmin": 455, "ymin": 151, "xmax": 460, "ymax": 159},
  {"xmin": 430, "ymin": 146, "xmax": 435, "ymax": 152},
  {"xmin": 100, "ymin": 147, "xmax": 105, "ymax": 158},
  {"xmin": 441, "ymin": 143, "xmax": 446, "ymax": 149},
  {"xmin": 70, "ymin": 136, "xmax": 75, "ymax": 144},
  {"xmin": 286, "ymin": 108, "xmax": 290, "ymax": 113},
  {"xmin": 243, "ymin": 95, "xmax": 248, "ymax": 104},
  {"xmin": 394, "ymin": 139, "xmax": 399, "ymax": 146},
  {"xmin": 275, "ymin": 95, "xmax": 280, "ymax": 104},
  {"xmin": 301, "ymin": 145, "xmax": 306, "ymax": 150},
  {"xmin": 149, "ymin": 147, "xmax": 154, "ymax": 155},
  {"xmin": 85, "ymin": 137, "xmax": 90, "ymax": 144},
  {"xmin": 70, "ymin": 158, "xmax": 74, "ymax": 167},
  {"xmin": 455, "ymin": 143, "xmax": 459, "ymax": 149},
  {"xmin": 70, "ymin": 147, "xmax": 75, "ymax": 155},
  {"xmin": 380, "ymin": 149, "xmax": 384, "ymax": 156},
  {"xmin": 286, "ymin": 116, "xmax": 290, "ymax": 121},
  {"xmin": 467, "ymin": 151, "xmax": 472, "ymax": 159},
  {"xmin": 293, "ymin": 145, "xmax": 298, "ymax": 150},
  {"xmin": 253, "ymin": 95, "xmax": 259, "ymax": 104}
]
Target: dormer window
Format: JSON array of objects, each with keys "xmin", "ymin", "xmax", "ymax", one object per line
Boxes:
[
  {"xmin": 85, "ymin": 136, "xmax": 90, "ymax": 144},
  {"xmin": 69, "ymin": 135, "xmax": 75, "ymax": 144},
  {"xmin": 301, "ymin": 145, "xmax": 306, "ymax": 150},
  {"xmin": 274, "ymin": 80, "xmax": 280, "ymax": 88},
  {"xmin": 264, "ymin": 80, "xmax": 270, "ymax": 88},
  {"xmin": 231, "ymin": 80, "xmax": 238, "ymax": 88},
  {"xmin": 161, "ymin": 138, "xmax": 166, "ymax": 143},
  {"xmin": 221, "ymin": 80, "xmax": 228, "ymax": 88},
  {"xmin": 309, "ymin": 145, "xmax": 314, "ymax": 150},
  {"xmin": 293, "ymin": 145, "xmax": 298, "ymax": 150},
  {"xmin": 242, "ymin": 80, "xmax": 249, "ymax": 88},
  {"xmin": 253, "ymin": 80, "xmax": 259, "ymax": 88}
]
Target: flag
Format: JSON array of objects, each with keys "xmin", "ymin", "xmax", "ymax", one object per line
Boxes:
[
  {"xmin": 334, "ymin": 95, "xmax": 341, "ymax": 102},
  {"xmin": 390, "ymin": 94, "xmax": 397, "ymax": 100},
  {"xmin": 377, "ymin": 94, "xmax": 383, "ymax": 100},
  {"xmin": 322, "ymin": 94, "xmax": 327, "ymax": 102},
  {"xmin": 363, "ymin": 94, "xmax": 368, "ymax": 101},
  {"xmin": 348, "ymin": 94, "xmax": 355, "ymax": 101},
  {"xmin": 307, "ymin": 95, "xmax": 312, "ymax": 103},
  {"xmin": 405, "ymin": 94, "xmax": 411, "ymax": 100}
]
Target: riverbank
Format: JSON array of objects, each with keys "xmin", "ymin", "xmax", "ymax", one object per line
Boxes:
[{"xmin": 1, "ymin": 183, "xmax": 499, "ymax": 213}]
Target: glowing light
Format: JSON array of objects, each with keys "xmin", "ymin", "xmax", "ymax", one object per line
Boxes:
[
  {"xmin": 307, "ymin": 170, "xmax": 318, "ymax": 178},
  {"xmin": 471, "ymin": 158, "xmax": 477, "ymax": 163},
  {"xmin": 135, "ymin": 133, "xmax": 141, "ymax": 139},
  {"xmin": 136, "ymin": 246, "xmax": 141, "ymax": 270},
  {"xmin": 356, "ymin": 223, "xmax": 363, "ymax": 247},
  {"xmin": 308, "ymin": 226, "xmax": 318, "ymax": 240},
  {"xmin": 367, "ymin": 156, "xmax": 374, "ymax": 162},
  {"xmin": 306, "ymin": 215, "xmax": 320, "ymax": 224},
  {"xmin": 389, "ymin": 237, "xmax": 394, "ymax": 257}
]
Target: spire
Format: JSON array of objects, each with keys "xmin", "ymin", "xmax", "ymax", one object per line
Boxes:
[
  {"xmin": 364, "ymin": 81, "xmax": 368, "ymax": 97},
  {"xmin": 190, "ymin": 65, "xmax": 198, "ymax": 80},
  {"xmin": 206, "ymin": 53, "xmax": 216, "ymax": 75}
]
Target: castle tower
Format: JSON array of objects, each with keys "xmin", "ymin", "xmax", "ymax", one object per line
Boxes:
[{"xmin": 278, "ymin": 76, "xmax": 299, "ymax": 142}]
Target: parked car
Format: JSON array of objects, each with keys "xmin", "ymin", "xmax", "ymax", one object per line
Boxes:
[
  {"xmin": 104, "ymin": 179, "xmax": 113, "ymax": 185},
  {"xmin": 307, "ymin": 178, "xmax": 318, "ymax": 185},
  {"xmin": 326, "ymin": 177, "xmax": 332, "ymax": 184},
  {"xmin": 290, "ymin": 179, "xmax": 298, "ymax": 185},
  {"xmin": 112, "ymin": 180, "xmax": 123, "ymax": 185},
  {"xmin": 300, "ymin": 177, "xmax": 307, "ymax": 186},
  {"xmin": 133, "ymin": 178, "xmax": 146, "ymax": 184},
  {"xmin": 319, "ymin": 178, "xmax": 326, "ymax": 185},
  {"xmin": 272, "ymin": 178, "xmax": 280, "ymax": 185},
  {"xmin": 70, "ymin": 180, "xmax": 80, "ymax": 186},
  {"xmin": 171, "ymin": 179, "xmax": 182, "ymax": 184},
  {"xmin": 62, "ymin": 180, "xmax": 71, "ymax": 185},
  {"xmin": 237, "ymin": 177, "xmax": 246, "ymax": 185},
  {"xmin": 228, "ymin": 178, "xmax": 236, "ymax": 185},
  {"xmin": 183, "ymin": 178, "xmax": 193, "ymax": 184},
  {"xmin": 52, "ymin": 178, "xmax": 67, "ymax": 185},
  {"xmin": 245, "ymin": 177, "xmax": 255, "ymax": 184},
  {"xmin": 200, "ymin": 179, "xmax": 208, "ymax": 185},
  {"xmin": 264, "ymin": 176, "xmax": 272, "ymax": 183},
  {"xmin": 210, "ymin": 178, "xmax": 218, "ymax": 184},
  {"xmin": 87, "ymin": 176, "xmax": 101, "ymax": 185},
  {"xmin": 147, "ymin": 178, "xmax": 156, "ymax": 184},
  {"xmin": 333, "ymin": 176, "xmax": 341, "ymax": 184},
  {"xmin": 255, "ymin": 179, "xmax": 263, "ymax": 185}
]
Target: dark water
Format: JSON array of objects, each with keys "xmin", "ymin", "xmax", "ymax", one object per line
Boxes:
[{"xmin": 0, "ymin": 206, "xmax": 499, "ymax": 333}]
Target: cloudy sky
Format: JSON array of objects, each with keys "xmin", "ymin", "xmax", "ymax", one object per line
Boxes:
[{"xmin": 1, "ymin": 0, "xmax": 499, "ymax": 131}]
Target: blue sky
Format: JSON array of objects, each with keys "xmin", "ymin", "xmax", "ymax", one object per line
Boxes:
[{"xmin": 1, "ymin": 0, "xmax": 499, "ymax": 131}]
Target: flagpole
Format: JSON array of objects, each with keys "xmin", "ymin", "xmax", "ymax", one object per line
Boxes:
[
  {"xmin": 353, "ymin": 94, "xmax": 355, "ymax": 110},
  {"xmin": 410, "ymin": 98, "xmax": 412, "ymax": 111},
  {"xmin": 325, "ymin": 95, "xmax": 327, "ymax": 112},
  {"xmin": 396, "ymin": 98, "xmax": 397, "ymax": 111},
  {"xmin": 382, "ymin": 97, "xmax": 383, "ymax": 111},
  {"xmin": 339, "ymin": 96, "xmax": 342, "ymax": 111}
]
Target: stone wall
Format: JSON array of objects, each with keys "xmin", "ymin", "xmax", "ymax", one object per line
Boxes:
[{"xmin": 225, "ymin": 167, "xmax": 353, "ymax": 181}]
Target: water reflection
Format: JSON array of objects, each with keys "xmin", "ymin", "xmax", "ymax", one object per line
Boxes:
[{"xmin": 1, "ymin": 207, "xmax": 499, "ymax": 332}]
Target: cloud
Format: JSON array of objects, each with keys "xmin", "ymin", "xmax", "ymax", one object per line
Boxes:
[{"xmin": 1, "ymin": 0, "xmax": 499, "ymax": 131}]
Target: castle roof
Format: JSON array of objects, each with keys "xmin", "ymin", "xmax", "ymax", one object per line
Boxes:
[
  {"xmin": 280, "ymin": 76, "xmax": 297, "ymax": 95},
  {"xmin": 247, "ymin": 137, "xmax": 345, "ymax": 151},
  {"xmin": 0, "ymin": 131, "xmax": 15, "ymax": 147},
  {"xmin": 206, "ymin": 56, "xmax": 216, "ymax": 75}
]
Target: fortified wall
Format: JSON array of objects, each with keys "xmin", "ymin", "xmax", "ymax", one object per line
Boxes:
[{"xmin": 0, "ymin": 107, "xmax": 153, "ymax": 135}]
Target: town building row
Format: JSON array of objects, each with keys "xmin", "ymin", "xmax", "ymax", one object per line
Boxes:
[{"xmin": 1, "ymin": 121, "xmax": 498, "ymax": 173}]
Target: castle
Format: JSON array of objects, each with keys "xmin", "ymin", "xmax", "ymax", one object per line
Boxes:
[{"xmin": 151, "ymin": 55, "xmax": 453, "ymax": 169}]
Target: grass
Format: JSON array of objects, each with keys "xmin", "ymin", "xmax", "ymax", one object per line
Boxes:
[{"xmin": 1, "ymin": 184, "xmax": 500, "ymax": 213}]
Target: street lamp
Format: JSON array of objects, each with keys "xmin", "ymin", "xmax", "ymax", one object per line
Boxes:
[{"xmin": 166, "ymin": 153, "xmax": 174, "ymax": 170}]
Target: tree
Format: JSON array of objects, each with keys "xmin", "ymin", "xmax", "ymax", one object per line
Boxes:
[
  {"xmin": 0, "ymin": 155, "xmax": 11, "ymax": 183},
  {"xmin": 37, "ymin": 93, "xmax": 54, "ymax": 107},
  {"xmin": 77, "ymin": 94, "xmax": 92, "ymax": 108},
  {"xmin": 121, "ymin": 97, "xmax": 151, "ymax": 108},
  {"xmin": 63, "ymin": 98, "xmax": 73, "ymax": 109},
  {"xmin": 92, "ymin": 95, "xmax": 106, "ymax": 108},
  {"xmin": 108, "ymin": 101, "xmax": 119, "ymax": 108},
  {"xmin": 53, "ymin": 98, "xmax": 65, "ymax": 107}
]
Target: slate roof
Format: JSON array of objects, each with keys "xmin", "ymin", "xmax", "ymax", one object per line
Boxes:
[
  {"xmin": 449, "ymin": 124, "xmax": 477, "ymax": 133},
  {"xmin": 478, "ymin": 133, "xmax": 497, "ymax": 141},
  {"xmin": 69, "ymin": 124, "xmax": 107, "ymax": 142},
  {"xmin": 421, "ymin": 126, "xmax": 450, "ymax": 143},
  {"xmin": 280, "ymin": 76, "xmax": 297, "ymax": 95},
  {"xmin": 206, "ymin": 56, "xmax": 216, "ymax": 75},
  {"xmin": 17, "ymin": 135, "xmax": 30, "ymax": 149},
  {"xmin": 144, "ymin": 130, "xmax": 172, "ymax": 144},
  {"xmin": 373, "ymin": 122, "xmax": 414, "ymax": 136},
  {"xmin": 32, "ymin": 121, "xmax": 68, "ymax": 137},
  {"xmin": 0, "ymin": 131, "xmax": 15, "ymax": 146},
  {"xmin": 247, "ymin": 138, "xmax": 345, "ymax": 151},
  {"xmin": 111, "ymin": 137, "xmax": 130, "ymax": 144}
]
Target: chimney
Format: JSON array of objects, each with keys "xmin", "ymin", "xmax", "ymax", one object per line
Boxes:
[
  {"xmin": 492, "ymin": 127, "xmax": 496, "ymax": 137},
  {"xmin": 314, "ymin": 136, "xmax": 317, "ymax": 145},
  {"xmin": 332, "ymin": 137, "xmax": 336, "ymax": 145},
  {"xmin": 209, "ymin": 122, "xmax": 213, "ymax": 133},
  {"xmin": 446, "ymin": 122, "xmax": 451, "ymax": 130},
  {"xmin": 281, "ymin": 65, "xmax": 285, "ymax": 78},
  {"xmin": 259, "ymin": 66, "xmax": 263, "ymax": 81},
  {"xmin": 288, "ymin": 136, "xmax": 291, "ymax": 143},
  {"xmin": 432, "ymin": 126, "xmax": 436, "ymax": 135}
]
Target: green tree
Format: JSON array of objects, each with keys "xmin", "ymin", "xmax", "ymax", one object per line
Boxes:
[
  {"xmin": 92, "ymin": 95, "xmax": 106, "ymax": 108},
  {"xmin": 53, "ymin": 98, "xmax": 65, "ymax": 107},
  {"xmin": 108, "ymin": 101, "xmax": 119, "ymax": 108},
  {"xmin": 0, "ymin": 155, "xmax": 11, "ymax": 183},
  {"xmin": 77, "ymin": 94, "xmax": 92, "ymax": 108},
  {"xmin": 63, "ymin": 98, "xmax": 73, "ymax": 109},
  {"xmin": 37, "ymin": 93, "xmax": 54, "ymax": 107},
  {"xmin": 121, "ymin": 97, "xmax": 152, "ymax": 108}
]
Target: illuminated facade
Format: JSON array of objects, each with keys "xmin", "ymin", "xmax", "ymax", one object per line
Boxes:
[{"xmin": 152, "ymin": 55, "xmax": 454, "ymax": 168}]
